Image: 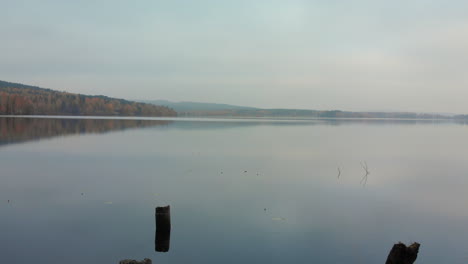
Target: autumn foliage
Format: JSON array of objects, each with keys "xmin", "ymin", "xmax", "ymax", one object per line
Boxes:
[{"xmin": 0, "ymin": 80, "xmax": 177, "ymax": 116}]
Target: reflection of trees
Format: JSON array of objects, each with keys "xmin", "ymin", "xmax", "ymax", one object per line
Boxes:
[
  {"xmin": 0, "ymin": 118, "xmax": 172, "ymax": 146},
  {"xmin": 155, "ymin": 206, "xmax": 171, "ymax": 252},
  {"xmin": 360, "ymin": 161, "xmax": 370, "ymax": 186}
]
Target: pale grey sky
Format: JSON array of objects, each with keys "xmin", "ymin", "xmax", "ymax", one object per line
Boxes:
[{"xmin": 2, "ymin": 0, "xmax": 468, "ymax": 113}]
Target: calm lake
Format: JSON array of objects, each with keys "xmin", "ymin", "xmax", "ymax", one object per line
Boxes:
[{"xmin": 1, "ymin": 116, "xmax": 468, "ymax": 263}]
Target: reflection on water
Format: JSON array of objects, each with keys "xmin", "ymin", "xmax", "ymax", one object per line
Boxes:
[
  {"xmin": 0, "ymin": 116, "xmax": 462, "ymax": 148},
  {"xmin": 155, "ymin": 206, "xmax": 171, "ymax": 252},
  {"xmin": 0, "ymin": 117, "xmax": 172, "ymax": 147},
  {"xmin": 360, "ymin": 161, "xmax": 370, "ymax": 186},
  {"xmin": 1, "ymin": 117, "xmax": 468, "ymax": 263},
  {"xmin": 159, "ymin": 117, "xmax": 457, "ymax": 130}
]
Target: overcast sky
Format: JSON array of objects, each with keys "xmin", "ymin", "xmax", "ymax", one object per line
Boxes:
[{"xmin": 2, "ymin": 0, "xmax": 468, "ymax": 113}]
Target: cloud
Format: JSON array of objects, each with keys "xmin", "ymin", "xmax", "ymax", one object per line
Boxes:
[{"xmin": 2, "ymin": 0, "xmax": 468, "ymax": 112}]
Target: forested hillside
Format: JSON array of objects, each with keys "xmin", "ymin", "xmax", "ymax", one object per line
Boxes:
[{"xmin": 0, "ymin": 80, "xmax": 176, "ymax": 116}]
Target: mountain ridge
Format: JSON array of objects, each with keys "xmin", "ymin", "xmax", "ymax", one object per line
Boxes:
[
  {"xmin": 142, "ymin": 99, "xmax": 459, "ymax": 119},
  {"xmin": 0, "ymin": 80, "xmax": 465, "ymax": 119},
  {"xmin": 140, "ymin": 99, "xmax": 257, "ymax": 112}
]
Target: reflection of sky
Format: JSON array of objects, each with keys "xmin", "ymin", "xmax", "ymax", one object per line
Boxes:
[{"xmin": 1, "ymin": 119, "xmax": 468, "ymax": 263}]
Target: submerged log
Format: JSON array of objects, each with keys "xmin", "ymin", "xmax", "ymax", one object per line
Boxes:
[
  {"xmin": 119, "ymin": 258, "xmax": 152, "ymax": 264},
  {"xmin": 155, "ymin": 205, "xmax": 171, "ymax": 252},
  {"xmin": 385, "ymin": 242, "xmax": 420, "ymax": 264}
]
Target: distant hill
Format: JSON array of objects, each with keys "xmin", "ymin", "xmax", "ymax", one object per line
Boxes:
[
  {"xmin": 0, "ymin": 80, "xmax": 176, "ymax": 116},
  {"xmin": 144, "ymin": 99, "xmax": 455, "ymax": 119},
  {"xmin": 0, "ymin": 80, "xmax": 461, "ymax": 120},
  {"xmin": 141, "ymin": 100, "xmax": 257, "ymax": 112}
]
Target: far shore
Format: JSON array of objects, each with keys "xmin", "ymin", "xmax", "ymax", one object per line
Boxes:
[{"xmin": 0, "ymin": 114, "xmax": 463, "ymax": 122}]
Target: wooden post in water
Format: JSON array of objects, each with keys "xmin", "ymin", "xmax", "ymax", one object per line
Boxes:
[
  {"xmin": 155, "ymin": 205, "xmax": 171, "ymax": 252},
  {"xmin": 385, "ymin": 242, "xmax": 420, "ymax": 264}
]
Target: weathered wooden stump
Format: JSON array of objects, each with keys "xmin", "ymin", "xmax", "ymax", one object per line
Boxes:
[
  {"xmin": 119, "ymin": 258, "xmax": 152, "ymax": 264},
  {"xmin": 385, "ymin": 242, "xmax": 420, "ymax": 264},
  {"xmin": 155, "ymin": 205, "xmax": 171, "ymax": 252}
]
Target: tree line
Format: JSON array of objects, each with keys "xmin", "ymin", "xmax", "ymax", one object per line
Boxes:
[
  {"xmin": 177, "ymin": 108, "xmax": 450, "ymax": 119},
  {"xmin": 0, "ymin": 80, "xmax": 177, "ymax": 116}
]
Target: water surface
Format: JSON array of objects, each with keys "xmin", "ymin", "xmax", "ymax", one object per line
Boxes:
[{"xmin": 1, "ymin": 117, "xmax": 468, "ymax": 263}]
